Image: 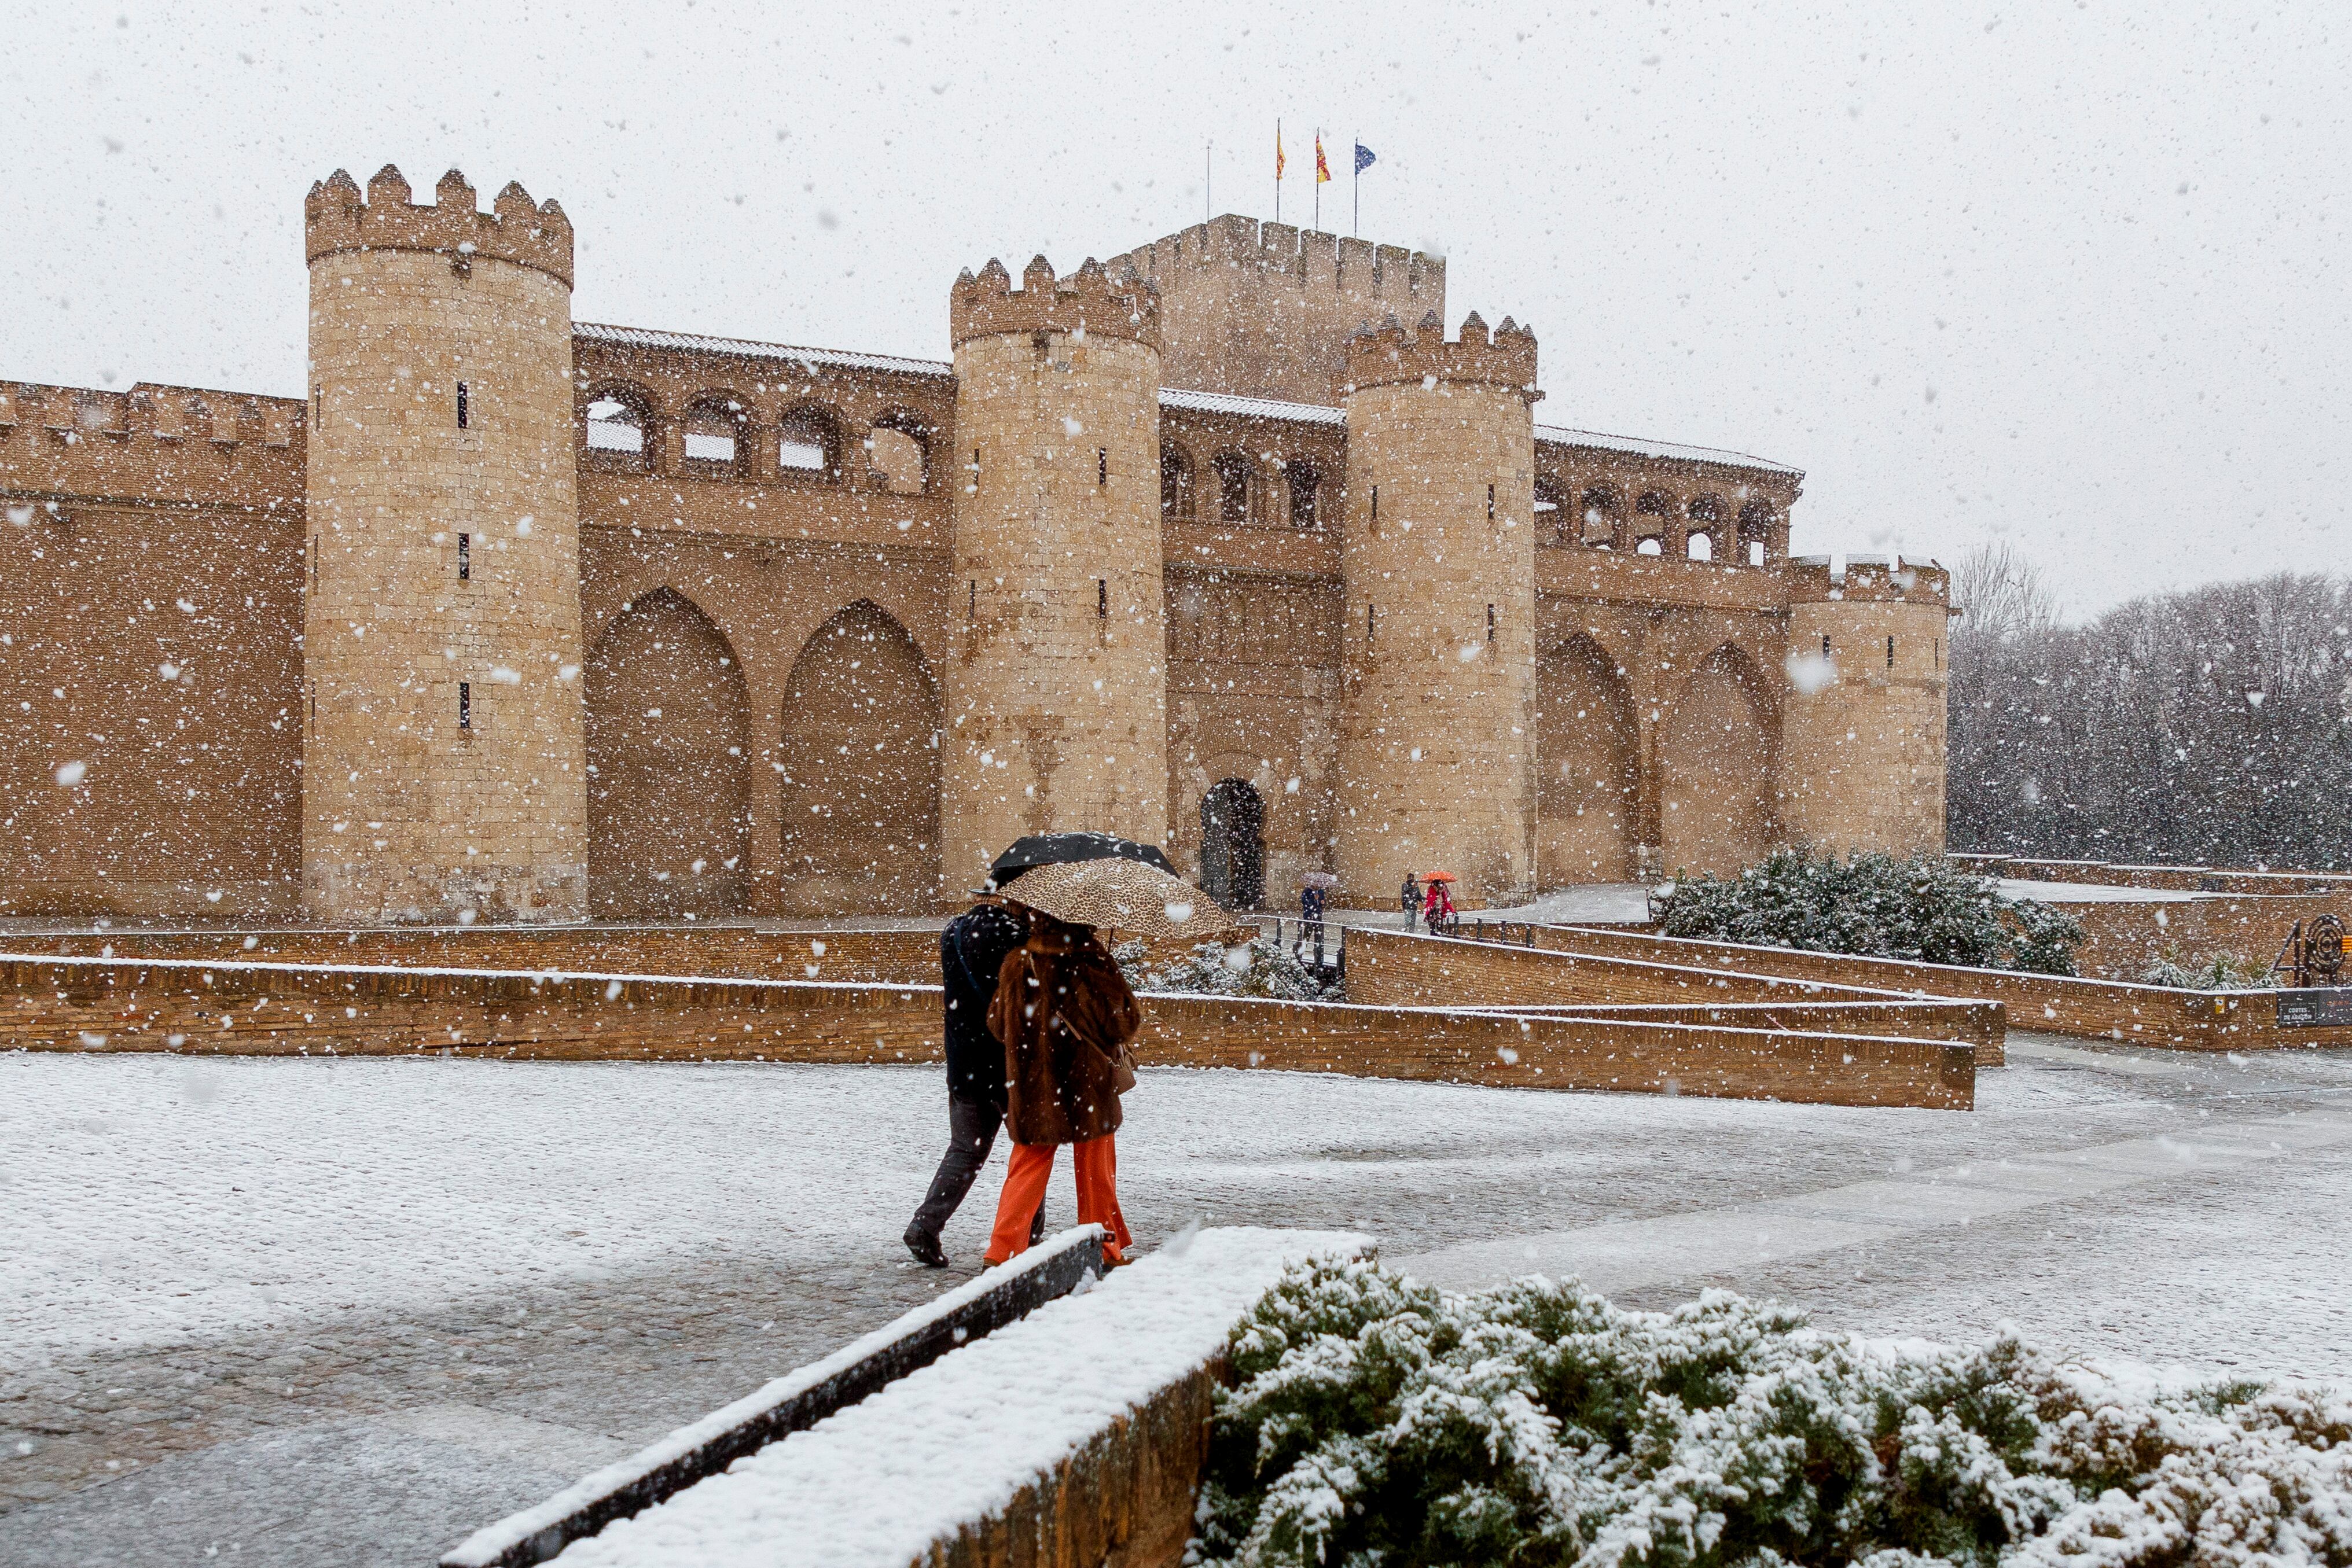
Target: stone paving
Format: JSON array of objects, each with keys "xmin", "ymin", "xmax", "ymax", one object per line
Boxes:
[{"xmin": 8, "ymin": 1038, "xmax": 2352, "ymax": 1565}]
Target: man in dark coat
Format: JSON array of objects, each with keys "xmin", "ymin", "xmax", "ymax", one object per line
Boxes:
[
  {"xmin": 1401, "ymin": 871, "xmax": 1422, "ymax": 930},
  {"xmin": 902, "ymin": 900, "xmax": 1035, "ymax": 1267}
]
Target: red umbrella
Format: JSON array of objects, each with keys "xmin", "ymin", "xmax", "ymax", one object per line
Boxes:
[{"xmin": 1423, "ymin": 870, "xmax": 1457, "ymax": 883}]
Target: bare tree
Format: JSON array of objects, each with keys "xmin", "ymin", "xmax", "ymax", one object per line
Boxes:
[{"xmin": 1947, "ymin": 562, "xmax": 2352, "ymax": 870}]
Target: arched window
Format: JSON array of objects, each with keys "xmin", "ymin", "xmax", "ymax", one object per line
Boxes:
[
  {"xmin": 868, "ymin": 410, "xmax": 930, "ymax": 495},
  {"xmin": 682, "ymin": 395, "xmax": 751, "ymax": 478},
  {"xmin": 1534, "ymin": 477, "xmax": 1567, "ymax": 546},
  {"xmin": 1580, "ymin": 487, "xmax": 1622, "ymax": 548},
  {"xmin": 584, "ymin": 388, "xmax": 655, "ymax": 473},
  {"xmin": 1686, "ymin": 494, "xmax": 1725, "ymax": 562},
  {"xmin": 1737, "ymin": 500, "xmax": 1777, "ymax": 568},
  {"xmin": 1285, "ymin": 459, "xmax": 1321, "ymax": 529},
  {"xmin": 1160, "ymin": 443, "xmax": 1195, "ymax": 521},
  {"xmin": 1212, "ymin": 450, "xmax": 1252, "ymax": 525},
  {"xmin": 777, "ymin": 406, "xmax": 842, "ymax": 480},
  {"xmin": 1634, "ymin": 491, "xmax": 1673, "ymax": 555}
]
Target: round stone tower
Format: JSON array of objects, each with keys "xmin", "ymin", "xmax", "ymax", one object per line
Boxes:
[
  {"xmin": 1335, "ymin": 312, "xmax": 1542, "ymax": 908},
  {"xmin": 1778, "ymin": 557, "xmax": 1952, "ymax": 855},
  {"xmin": 302, "ymin": 165, "xmax": 586, "ymax": 923},
  {"xmin": 942, "ymin": 257, "xmax": 1168, "ymax": 889}
]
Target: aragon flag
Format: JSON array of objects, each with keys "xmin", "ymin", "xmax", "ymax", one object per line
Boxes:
[{"xmin": 1315, "ymin": 134, "xmax": 1332, "ymax": 183}]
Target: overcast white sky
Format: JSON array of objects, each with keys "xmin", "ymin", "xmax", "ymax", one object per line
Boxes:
[{"xmin": 4, "ymin": 2, "xmax": 2343, "ymax": 617}]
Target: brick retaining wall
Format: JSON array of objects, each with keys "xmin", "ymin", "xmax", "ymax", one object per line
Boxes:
[
  {"xmin": 0, "ymin": 951, "xmax": 1974, "ymax": 1109},
  {"xmin": 0, "ymin": 925, "xmax": 943, "ymax": 985},
  {"xmin": 1533, "ymin": 926, "xmax": 2321, "ymax": 1050},
  {"xmin": 1347, "ymin": 928, "xmax": 2006, "ymax": 1065}
]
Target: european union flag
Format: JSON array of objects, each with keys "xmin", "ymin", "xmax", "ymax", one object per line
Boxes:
[{"xmin": 1354, "ymin": 142, "xmax": 1377, "ymax": 174}]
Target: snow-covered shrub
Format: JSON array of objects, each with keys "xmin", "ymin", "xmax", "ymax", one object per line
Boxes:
[
  {"xmin": 1115, "ymin": 934, "xmax": 1342, "ymax": 1003},
  {"xmin": 1195, "ymin": 1257, "xmax": 2352, "ymax": 1568},
  {"xmin": 1651, "ymin": 848, "xmax": 2086, "ymax": 976},
  {"xmin": 2138, "ymin": 951, "xmax": 2277, "ymax": 990}
]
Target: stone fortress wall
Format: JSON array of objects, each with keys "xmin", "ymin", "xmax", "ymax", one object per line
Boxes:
[{"xmin": 0, "ymin": 164, "xmax": 1950, "ymax": 923}]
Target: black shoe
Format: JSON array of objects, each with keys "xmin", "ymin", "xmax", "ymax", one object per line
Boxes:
[
  {"xmin": 903, "ymin": 1223, "xmax": 947, "ymax": 1268},
  {"xmin": 1029, "ymin": 1209, "xmax": 1048, "ymax": 1246}
]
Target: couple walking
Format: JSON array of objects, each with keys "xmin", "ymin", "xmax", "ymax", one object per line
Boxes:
[{"xmin": 903, "ymin": 840, "xmax": 1214, "ymax": 1271}]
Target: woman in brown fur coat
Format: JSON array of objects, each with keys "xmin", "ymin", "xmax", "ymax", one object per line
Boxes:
[{"xmin": 979, "ymin": 912, "xmax": 1141, "ymax": 1267}]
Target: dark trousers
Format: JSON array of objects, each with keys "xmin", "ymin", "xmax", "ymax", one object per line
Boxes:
[{"xmin": 909, "ymin": 1093, "xmax": 1042, "ymax": 1244}]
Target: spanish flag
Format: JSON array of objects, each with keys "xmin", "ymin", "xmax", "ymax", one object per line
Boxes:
[{"xmin": 1314, "ymin": 133, "xmax": 1332, "ymax": 183}]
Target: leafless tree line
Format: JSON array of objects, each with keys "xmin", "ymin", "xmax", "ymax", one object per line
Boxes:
[{"xmin": 1946, "ymin": 544, "xmax": 2352, "ymax": 869}]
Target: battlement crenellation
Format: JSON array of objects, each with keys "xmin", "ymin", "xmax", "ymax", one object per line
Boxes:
[
  {"xmin": 949, "ymin": 255, "xmax": 1162, "ymax": 351},
  {"xmin": 1346, "ymin": 310, "xmax": 1540, "ymax": 398},
  {"xmin": 304, "ymin": 164, "xmax": 574, "ymax": 288},
  {"xmin": 1107, "ymin": 214, "xmax": 1443, "ymax": 306}
]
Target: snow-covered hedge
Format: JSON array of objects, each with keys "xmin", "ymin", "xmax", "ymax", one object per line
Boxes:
[
  {"xmin": 1194, "ymin": 1257, "xmax": 2352, "ymax": 1568},
  {"xmin": 1651, "ymin": 849, "xmax": 2086, "ymax": 976},
  {"xmin": 1116, "ymin": 934, "xmax": 1343, "ymax": 1003}
]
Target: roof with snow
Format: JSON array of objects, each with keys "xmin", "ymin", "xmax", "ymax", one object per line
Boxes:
[
  {"xmin": 574, "ymin": 322, "xmax": 954, "ymax": 380},
  {"xmin": 573, "ymin": 323, "xmax": 1799, "ymax": 476},
  {"xmin": 1533, "ymin": 422, "xmax": 1802, "ymax": 478}
]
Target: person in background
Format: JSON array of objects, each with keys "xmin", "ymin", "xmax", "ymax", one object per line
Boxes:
[
  {"xmin": 1299, "ymin": 879, "xmax": 1326, "ymax": 965},
  {"xmin": 1400, "ymin": 871, "xmax": 1422, "ymax": 930},
  {"xmin": 980, "ymin": 911, "xmax": 1141, "ymax": 1269},
  {"xmin": 903, "ymin": 896, "xmax": 1038, "ymax": 1268},
  {"xmin": 1425, "ymin": 877, "xmax": 1456, "ymax": 934}
]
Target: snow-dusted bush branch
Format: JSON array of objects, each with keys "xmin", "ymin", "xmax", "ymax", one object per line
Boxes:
[
  {"xmin": 1194, "ymin": 1257, "xmax": 2352, "ymax": 1568},
  {"xmin": 1649, "ymin": 848, "xmax": 2085, "ymax": 976}
]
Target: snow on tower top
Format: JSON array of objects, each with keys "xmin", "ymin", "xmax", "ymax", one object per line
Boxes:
[
  {"xmin": 949, "ymin": 255, "xmax": 1162, "ymax": 352},
  {"xmin": 304, "ymin": 164, "xmax": 574, "ymax": 288},
  {"xmin": 1345, "ymin": 310, "xmax": 1540, "ymax": 399}
]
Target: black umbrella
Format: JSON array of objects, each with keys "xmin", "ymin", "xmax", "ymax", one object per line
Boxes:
[{"xmin": 987, "ymin": 831, "xmax": 1174, "ymax": 890}]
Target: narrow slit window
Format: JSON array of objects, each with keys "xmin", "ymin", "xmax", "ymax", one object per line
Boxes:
[
  {"xmin": 1822, "ymin": 635, "xmax": 1832, "ymax": 659},
  {"xmin": 968, "ymin": 580, "xmax": 977, "ymax": 619},
  {"xmin": 1487, "ymin": 603, "xmax": 1497, "ymax": 642},
  {"xmin": 455, "ymin": 381, "xmax": 469, "ymax": 430},
  {"xmin": 313, "ymin": 385, "xmax": 322, "ymax": 425},
  {"xmin": 1487, "ymin": 484, "xmax": 1496, "ymax": 521},
  {"xmin": 1097, "ymin": 578, "xmax": 1108, "ymax": 618},
  {"xmin": 457, "ymin": 532, "xmax": 470, "ymax": 581},
  {"xmin": 1370, "ymin": 485, "xmax": 1378, "ymax": 525},
  {"xmin": 458, "ymin": 681, "xmax": 471, "ymax": 731},
  {"xmin": 1097, "ymin": 448, "xmax": 1108, "ymax": 486},
  {"xmin": 1366, "ymin": 601, "xmax": 1376, "ymax": 641},
  {"xmin": 1887, "ymin": 635, "xmax": 1896, "ymax": 668}
]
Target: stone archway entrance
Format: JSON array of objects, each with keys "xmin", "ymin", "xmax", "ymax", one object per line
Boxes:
[{"xmin": 1199, "ymin": 778, "xmax": 1265, "ymax": 911}]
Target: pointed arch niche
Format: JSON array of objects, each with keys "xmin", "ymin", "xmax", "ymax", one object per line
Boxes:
[
  {"xmin": 585, "ymin": 589, "xmax": 751, "ymax": 917},
  {"xmin": 1535, "ymin": 636, "xmax": 1641, "ymax": 885},
  {"xmin": 776, "ymin": 602, "xmax": 943, "ymax": 915},
  {"xmin": 1657, "ymin": 645, "xmax": 1779, "ymax": 878}
]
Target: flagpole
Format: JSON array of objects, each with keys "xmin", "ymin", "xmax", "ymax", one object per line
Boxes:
[
  {"xmin": 1353, "ymin": 133, "xmax": 1359, "ymax": 236},
  {"xmin": 1274, "ymin": 119, "xmax": 1281, "ymax": 225},
  {"xmin": 1205, "ymin": 141, "xmax": 1212, "ymax": 224},
  {"xmin": 1313, "ymin": 128, "xmax": 1321, "ymax": 230}
]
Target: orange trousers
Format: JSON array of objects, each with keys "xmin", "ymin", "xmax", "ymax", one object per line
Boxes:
[{"xmin": 983, "ymin": 1135, "xmax": 1131, "ymax": 1267}]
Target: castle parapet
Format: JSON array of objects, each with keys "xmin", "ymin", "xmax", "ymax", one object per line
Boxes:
[
  {"xmin": 304, "ymin": 164, "xmax": 574, "ymax": 287},
  {"xmin": 949, "ymin": 255, "xmax": 1161, "ymax": 351},
  {"xmin": 1347, "ymin": 311, "xmax": 1539, "ymax": 398}
]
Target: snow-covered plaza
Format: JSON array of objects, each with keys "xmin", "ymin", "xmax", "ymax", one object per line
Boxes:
[{"xmin": 8, "ymin": 1044, "xmax": 2352, "ymax": 1564}]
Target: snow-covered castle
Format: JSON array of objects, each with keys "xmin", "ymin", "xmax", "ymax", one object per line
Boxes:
[{"xmin": 0, "ymin": 164, "xmax": 1949, "ymax": 923}]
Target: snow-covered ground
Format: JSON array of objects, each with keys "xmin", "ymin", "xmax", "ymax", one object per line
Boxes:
[{"xmin": 12, "ymin": 1043, "xmax": 2352, "ymax": 1565}]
